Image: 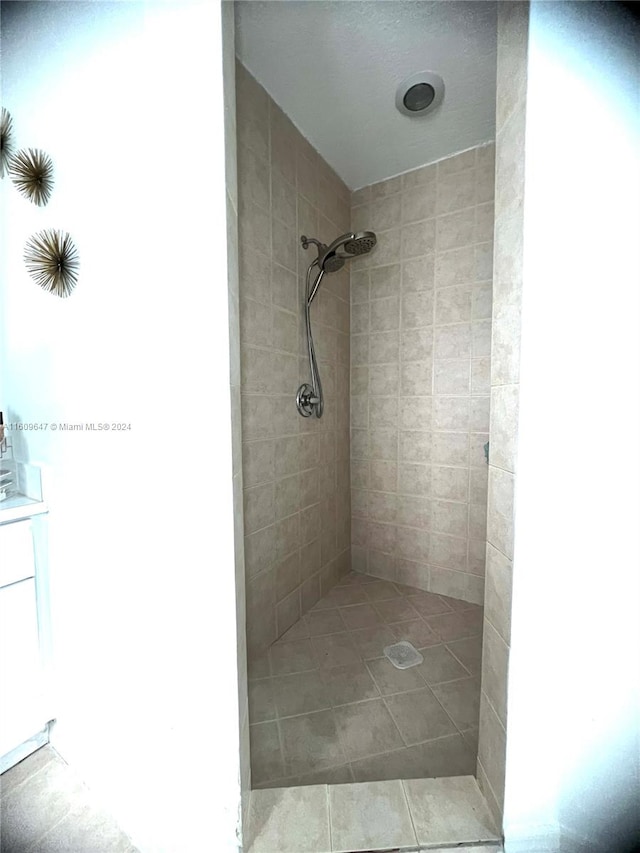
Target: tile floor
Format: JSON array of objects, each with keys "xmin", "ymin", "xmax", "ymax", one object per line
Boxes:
[
  {"xmin": 249, "ymin": 571, "xmax": 483, "ymax": 788},
  {"xmin": 246, "ymin": 775, "xmax": 501, "ymax": 853},
  {"xmin": 0, "ymin": 745, "xmax": 137, "ymax": 853}
]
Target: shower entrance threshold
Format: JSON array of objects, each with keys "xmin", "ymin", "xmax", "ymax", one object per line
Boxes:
[{"xmin": 245, "ymin": 774, "xmax": 502, "ymax": 852}]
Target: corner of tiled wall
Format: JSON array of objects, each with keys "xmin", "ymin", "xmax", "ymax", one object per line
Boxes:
[
  {"xmin": 235, "ymin": 60, "xmax": 352, "ymax": 672},
  {"xmin": 476, "ymin": 0, "xmax": 529, "ymax": 828},
  {"xmin": 349, "ymin": 143, "xmax": 495, "ymax": 608},
  {"xmin": 221, "ymin": 3, "xmax": 251, "ymax": 841}
]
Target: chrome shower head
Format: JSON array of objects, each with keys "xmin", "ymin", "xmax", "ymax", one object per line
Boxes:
[
  {"xmin": 302, "ymin": 230, "xmax": 378, "ymax": 304},
  {"xmin": 343, "ymin": 231, "xmax": 377, "ymax": 256},
  {"xmin": 322, "ymin": 254, "xmax": 346, "ymax": 273},
  {"xmin": 309, "ymin": 231, "xmax": 377, "ymax": 274}
]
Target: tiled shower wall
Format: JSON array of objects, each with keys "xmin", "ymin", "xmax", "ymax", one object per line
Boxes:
[
  {"xmin": 349, "ymin": 146, "xmax": 495, "ymax": 606},
  {"xmin": 236, "ymin": 62, "xmax": 352, "ymax": 663},
  {"xmin": 477, "ymin": 1, "xmax": 528, "ymax": 826}
]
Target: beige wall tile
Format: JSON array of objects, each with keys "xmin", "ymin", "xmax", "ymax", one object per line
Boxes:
[
  {"xmin": 398, "ymin": 463, "xmax": 430, "ymax": 497},
  {"xmin": 238, "ymin": 64, "xmax": 351, "ymax": 663},
  {"xmin": 435, "ymin": 285, "xmax": 473, "ymax": 324},
  {"xmin": 402, "ymin": 256, "xmax": 435, "ymax": 292},
  {"xmin": 430, "ymin": 533, "xmax": 468, "ymax": 570},
  {"xmin": 397, "ymin": 495, "xmax": 431, "ymax": 528},
  {"xmin": 368, "ymin": 491, "xmax": 398, "ymax": 523},
  {"xmin": 369, "ymin": 396, "xmax": 398, "ymax": 428},
  {"xmin": 402, "ymin": 291, "xmax": 434, "ymax": 329},
  {"xmin": 371, "ymin": 193, "xmax": 403, "ymax": 230},
  {"xmin": 370, "ymin": 460, "xmax": 398, "ymax": 491},
  {"xmin": 432, "ymin": 397, "xmax": 469, "ymax": 431},
  {"xmin": 236, "ymin": 61, "xmax": 269, "ymax": 160},
  {"xmin": 402, "ymin": 219, "xmax": 436, "ymax": 258},
  {"xmin": 351, "ymin": 143, "xmax": 494, "ymax": 602},
  {"xmin": 434, "ymin": 359, "xmax": 471, "ymax": 395},
  {"xmin": 487, "ymin": 466, "xmax": 515, "ymax": 559},
  {"xmin": 400, "ymin": 360, "xmax": 433, "ymax": 396},
  {"xmin": 436, "ymin": 207, "xmax": 476, "ymax": 252},
  {"xmin": 400, "ymin": 328, "xmax": 433, "ymax": 362},
  {"xmin": 371, "ymin": 174, "xmax": 402, "ymax": 198},
  {"xmin": 371, "ymin": 296, "xmax": 400, "ymax": 330},
  {"xmin": 243, "ymin": 439, "xmax": 276, "ymax": 487},
  {"xmin": 434, "ymin": 323, "xmax": 472, "ymax": 359},
  {"xmin": 477, "ymin": 690, "xmax": 507, "ymax": 815},
  {"xmin": 245, "ymin": 525, "xmax": 276, "ymax": 579},
  {"xmin": 438, "ymin": 147, "xmax": 477, "ymax": 175},
  {"xmin": 471, "ymin": 357, "xmax": 491, "ymax": 394},
  {"xmin": 429, "ymin": 565, "xmax": 484, "ymax": 605},
  {"xmin": 485, "ymin": 543, "xmax": 513, "ymax": 645},
  {"xmin": 431, "ymin": 432, "xmax": 469, "ymax": 466},
  {"xmin": 238, "ymin": 142, "xmax": 270, "ymax": 212},
  {"xmin": 370, "ymin": 363, "xmax": 400, "ymax": 395},
  {"xmin": 370, "ymin": 428, "xmax": 398, "ymax": 460},
  {"xmin": 402, "ymin": 162, "xmax": 437, "ymax": 191},
  {"xmin": 399, "ymin": 395, "xmax": 432, "ymax": 430},
  {"xmin": 490, "ymin": 384, "xmax": 519, "ymax": 473},
  {"xmin": 431, "ymin": 466, "xmax": 469, "ymax": 502},
  {"xmin": 470, "ymin": 396, "xmax": 491, "ymax": 432},
  {"xmin": 468, "ymin": 538, "xmax": 486, "ymax": 575},
  {"xmin": 244, "ymin": 482, "xmax": 275, "ymax": 533},
  {"xmin": 399, "ymin": 430, "xmax": 431, "ymax": 463},
  {"xmin": 436, "ymin": 169, "xmax": 477, "ymax": 215},
  {"xmin": 432, "ymin": 499, "xmax": 468, "ymax": 537},
  {"xmin": 403, "ymin": 185, "xmax": 437, "ymax": 223},
  {"xmin": 481, "ymin": 619, "xmax": 509, "ymax": 728},
  {"xmin": 370, "ymin": 263, "xmax": 402, "ymax": 297}
]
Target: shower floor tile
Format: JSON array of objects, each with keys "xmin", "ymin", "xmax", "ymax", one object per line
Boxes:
[{"xmin": 249, "ymin": 571, "xmax": 483, "ymax": 788}]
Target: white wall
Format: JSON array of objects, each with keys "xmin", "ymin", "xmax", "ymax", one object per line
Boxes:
[
  {"xmin": 1, "ymin": 2, "xmax": 242, "ymax": 850},
  {"xmin": 504, "ymin": 3, "xmax": 640, "ymax": 851}
]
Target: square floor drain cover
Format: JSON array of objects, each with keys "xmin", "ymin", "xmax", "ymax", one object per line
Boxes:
[{"xmin": 384, "ymin": 641, "xmax": 423, "ymax": 670}]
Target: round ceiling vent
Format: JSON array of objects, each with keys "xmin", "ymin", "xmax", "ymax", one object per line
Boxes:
[{"xmin": 396, "ymin": 71, "xmax": 445, "ymax": 117}]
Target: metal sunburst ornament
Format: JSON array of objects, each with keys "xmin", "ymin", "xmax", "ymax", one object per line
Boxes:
[
  {"xmin": 24, "ymin": 229, "xmax": 80, "ymax": 298},
  {"xmin": 9, "ymin": 147, "xmax": 54, "ymax": 206},
  {"xmin": 0, "ymin": 108, "xmax": 15, "ymax": 178}
]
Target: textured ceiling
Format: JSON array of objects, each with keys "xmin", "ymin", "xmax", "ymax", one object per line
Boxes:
[{"xmin": 235, "ymin": 1, "xmax": 497, "ymax": 189}]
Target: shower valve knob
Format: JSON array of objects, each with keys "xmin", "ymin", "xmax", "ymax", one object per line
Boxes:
[{"xmin": 296, "ymin": 383, "xmax": 319, "ymax": 417}]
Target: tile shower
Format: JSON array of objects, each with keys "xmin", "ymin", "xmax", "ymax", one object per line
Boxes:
[{"xmin": 236, "ymin": 61, "xmax": 494, "ymax": 788}]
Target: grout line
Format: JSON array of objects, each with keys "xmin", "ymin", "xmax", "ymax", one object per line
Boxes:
[
  {"xmin": 325, "ymin": 784, "xmax": 332, "ymax": 852},
  {"xmin": 380, "ymin": 693, "xmax": 413, "ymax": 748},
  {"xmin": 444, "ymin": 643, "xmax": 477, "ymax": 677},
  {"xmin": 400, "ymin": 778, "xmax": 421, "ymax": 847},
  {"xmin": 476, "ymin": 755, "xmax": 503, "ymax": 822},
  {"xmin": 481, "ymin": 688, "xmax": 507, "ymax": 736}
]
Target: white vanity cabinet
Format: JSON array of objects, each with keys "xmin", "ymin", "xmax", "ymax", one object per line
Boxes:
[{"xmin": 0, "ymin": 515, "xmax": 52, "ymax": 772}]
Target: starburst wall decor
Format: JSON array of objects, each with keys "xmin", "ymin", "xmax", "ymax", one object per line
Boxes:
[
  {"xmin": 0, "ymin": 107, "xmax": 15, "ymax": 178},
  {"xmin": 9, "ymin": 147, "xmax": 54, "ymax": 206},
  {"xmin": 24, "ymin": 229, "xmax": 80, "ymax": 298}
]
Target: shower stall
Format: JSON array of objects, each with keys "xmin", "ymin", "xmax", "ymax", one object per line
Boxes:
[{"xmin": 236, "ymin": 50, "xmax": 494, "ymax": 794}]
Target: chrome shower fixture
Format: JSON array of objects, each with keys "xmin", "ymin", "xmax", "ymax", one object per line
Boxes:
[
  {"xmin": 301, "ymin": 231, "xmax": 377, "ymax": 291},
  {"xmin": 297, "ymin": 231, "xmax": 377, "ymax": 418}
]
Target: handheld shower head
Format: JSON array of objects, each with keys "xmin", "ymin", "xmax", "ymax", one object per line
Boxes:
[
  {"xmin": 322, "ymin": 231, "xmax": 377, "ymax": 268},
  {"xmin": 322, "ymin": 254, "xmax": 346, "ymax": 273},
  {"xmin": 308, "ymin": 231, "xmax": 377, "ymax": 275},
  {"xmin": 301, "ymin": 230, "xmax": 378, "ymax": 303}
]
